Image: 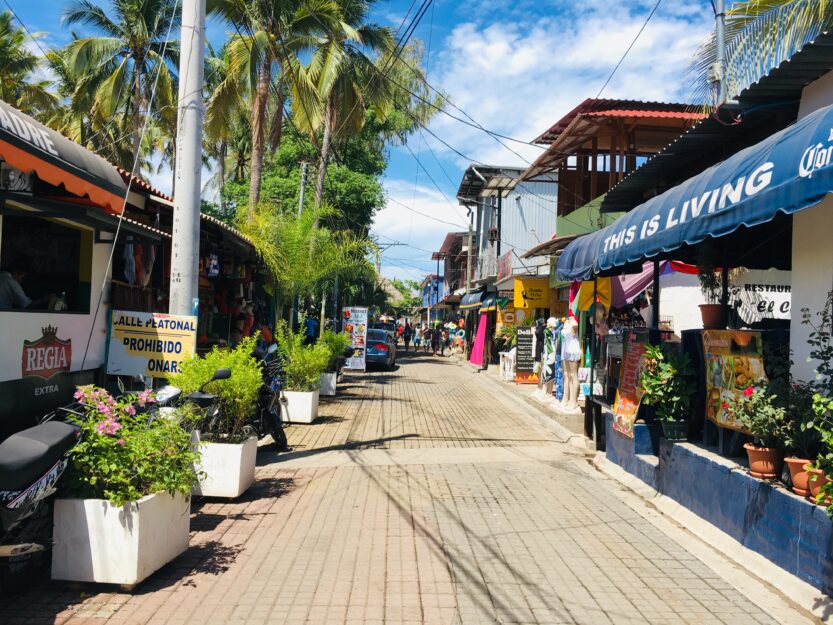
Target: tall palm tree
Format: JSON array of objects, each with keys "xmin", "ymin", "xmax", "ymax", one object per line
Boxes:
[
  {"xmin": 690, "ymin": 0, "xmax": 833, "ymax": 106},
  {"xmin": 209, "ymin": 0, "xmax": 343, "ymax": 215},
  {"xmin": 296, "ymin": 0, "xmax": 395, "ymax": 206},
  {"xmin": 0, "ymin": 11, "xmax": 56, "ymax": 115},
  {"xmin": 62, "ymin": 0, "xmax": 179, "ymax": 174}
]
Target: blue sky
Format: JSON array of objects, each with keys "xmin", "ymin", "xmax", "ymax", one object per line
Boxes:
[{"xmin": 7, "ymin": 0, "xmax": 717, "ymax": 281}]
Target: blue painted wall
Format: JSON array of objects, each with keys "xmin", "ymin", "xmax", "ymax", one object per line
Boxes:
[{"xmin": 605, "ymin": 413, "xmax": 833, "ymax": 594}]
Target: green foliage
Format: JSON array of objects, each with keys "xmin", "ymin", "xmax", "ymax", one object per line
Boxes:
[
  {"xmin": 639, "ymin": 344, "xmax": 697, "ymax": 423},
  {"xmin": 63, "ymin": 386, "xmax": 200, "ymax": 506},
  {"xmin": 274, "ymin": 320, "xmax": 331, "ymax": 391},
  {"xmin": 0, "ymin": 11, "xmax": 56, "ymax": 116},
  {"xmin": 167, "ymin": 336, "xmax": 262, "ymax": 443},
  {"xmin": 319, "ymin": 329, "xmax": 351, "ymax": 372},
  {"xmin": 389, "ymin": 278, "xmax": 420, "ymax": 310},
  {"xmin": 726, "ymin": 386, "xmax": 790, "ymax": 448}
]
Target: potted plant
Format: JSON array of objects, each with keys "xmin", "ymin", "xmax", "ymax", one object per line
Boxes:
[
  {"xmin": 274, "ymin": 321, "xmax": 331, "ymax": 423},
  {"xmin": 781, "ymin": 381, "xmax": 821, "ymax": 496},
  {"xmin": 319, "ymin": 329, "xmax": 351, "ymax": 397},
  {"xmin": 168, "ymin": 336, "xmax": 262, "ymax": 498},
  {"xmin": 52, "ymin": 385, "xmax": 200, "ymax": 586},
  {"xmin": 725, "ymin": 385, "xmax": 790, "ymax": 479},
  {"xmin": 638, "ymin": 343, "xmax": 696, "ymax": 441}
]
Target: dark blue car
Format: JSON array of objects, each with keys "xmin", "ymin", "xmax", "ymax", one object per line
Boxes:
[{"xmin": 365, "ymin": 329, "xmax": 397, "ymax": 369}]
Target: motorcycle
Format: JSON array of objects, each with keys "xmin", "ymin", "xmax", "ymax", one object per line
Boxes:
[{"xmin": 249, "ymin": 344, "xmax": 290, "ymax": 451}]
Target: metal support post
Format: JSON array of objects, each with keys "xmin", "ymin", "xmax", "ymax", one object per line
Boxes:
[{"xmin": 291, "ymin": 162, "xmax": 309, "ymax": 330}]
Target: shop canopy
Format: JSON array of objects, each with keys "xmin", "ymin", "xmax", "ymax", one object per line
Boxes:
[
  {"xmin": 557, "ymin": 101, "xmax": 833, "ymax": 282},
  {"xmin": 459, "ymin": 289, "xmax": 486, "ymax": 311},
  {"xmin": 0, "ymin": 98, "xmax": 127, "ymax": 214},
  {"xmin": 480, "ymin": 293, "xmax": 498, "ymax": 312}
]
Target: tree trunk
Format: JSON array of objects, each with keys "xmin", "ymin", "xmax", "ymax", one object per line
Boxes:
[
  {"xmin": 314, "ymin": 95, "xmax": 333, "ymax": 207},
  {"xmin": 248, "ymin": 57, "xmax": 271, "ymax": 216},
  {"xmin": 268, "ymin": 78, "xmax": 285, "ymax": 153},
  {"xmin": 218, "ymin": 140, "xmax": 227, "ymax": 215},
  {"xmin": 131, "ymin": 60, "xmax": 144, "ymax": 176}
]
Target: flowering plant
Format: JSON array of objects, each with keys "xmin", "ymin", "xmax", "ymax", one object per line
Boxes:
[
  {"xmin": 638, "ymin": 344, "xmax": 696, "ymax": 423},
  {"xmin": 62, "ymin": 385, "xmax": 201, "ymax": 506},
  {"xmin": 724, "ymin": 385, "xmax": 790, "ymax": 448}
]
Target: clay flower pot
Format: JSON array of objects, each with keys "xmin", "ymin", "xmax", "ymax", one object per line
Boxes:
[
  {"xmin": 785, "ymin": 457, "xmax": 812, "ymax": 497},
  {"xmin": 808, "ymin": 468, "xmax": 831, "ymax": 505},
  {"xmin": 743, "ymin": 443, "xmax": 783, "ymax": 479},
  {"xmin": 699, "ymin": 304, "xmax": 724, "ymax": 329}
]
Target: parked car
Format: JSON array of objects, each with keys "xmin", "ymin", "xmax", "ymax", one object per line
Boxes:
[
  {"xmin": 369, "ymin": 321, "xmax": 398, "ymax": 343},
  {"xmin": 365, "ymin": 329, "xmax": 397, "ymax": 369}
]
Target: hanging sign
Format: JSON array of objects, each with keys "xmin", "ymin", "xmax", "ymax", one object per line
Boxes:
[
  {"xmin": 702, "ymin": 330, "xmax": 766, "ymax": 432},
  {"xmin": 612, "ymin": 330, "xmax": 649, "ymax": 438},
  {"xmin": 514, "ymin": 326, "xmax": 537, "ymax": 384},
  {"xmin": 342, "ymin": 307, "xmax": 368, "ymax": 371},
  {"xmin": 514, "ymin": 277, "xmax": 548, "ymax": 309},
  {"xmin": 106, "ymin": 311, "xmax": 197, "ymax": 378}
]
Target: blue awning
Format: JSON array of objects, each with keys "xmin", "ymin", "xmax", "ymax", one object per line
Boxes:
[
  {"xmin": 557, "ymin": 102, "xmax": 833, "ymax": 281},
  {"xmin": 480, "ymin": 293, "xmax": 498, "ymax": 312},
  {"xmin": 459, "ymin": 290, "xmax": 486, "ymax": 311}
]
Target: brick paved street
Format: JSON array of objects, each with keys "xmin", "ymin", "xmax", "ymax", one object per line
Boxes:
[{"xmin": 0, "ymin": 351, "xmax": 817, "ymax": 625}]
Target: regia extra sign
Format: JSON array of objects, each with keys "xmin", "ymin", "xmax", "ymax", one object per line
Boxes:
[{"xmin": 21, "ymin": 325, "xmax": 71, "ymax": 380}]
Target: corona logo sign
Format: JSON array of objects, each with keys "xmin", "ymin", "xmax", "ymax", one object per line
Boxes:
[{"xmin": 22, "ymin": 325, "xmax": 71, "ymax": 379}]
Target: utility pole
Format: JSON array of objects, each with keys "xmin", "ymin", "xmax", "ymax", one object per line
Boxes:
[
  {"xmin": 466, "ymin": 208, "xmax": 473, "ymax": 293},
  {"xmin": 291, "ymin": 162, "xmax": 309, "ymax": 330},
  {"xmin": 169, "ymin": 0, "xmax": 206, "ymax": 318},
  {"xmin": 714, "ymin": 0, "xmax": 727, "ymax": 105}
]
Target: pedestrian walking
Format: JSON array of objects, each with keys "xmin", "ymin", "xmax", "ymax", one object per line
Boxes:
[
  {"xmin": 431, "ymin": 324, "xmax": 441, "ymax": 356},
  {"xmin": 414, "ymin": 326, "xmax": 422, "ymax": 350},
  {"xmin": 423, "ymin": 325, "xmax": 432, "ymax": 353},
  {"xmin": 403, "ymin": 322, "xmax": 413, "ymax": 351}
]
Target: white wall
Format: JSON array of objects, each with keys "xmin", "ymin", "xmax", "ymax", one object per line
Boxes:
[
  {"xmin": 790, "ymin": 199, "xmax": 833, "ymax": 383},
  {"xmin": 0, "ymin": 230, "xmax": 111, "ymax": 383},
  {"xmin": 659, "ymin": 272, "xmax": 705, "ymax": 335}
]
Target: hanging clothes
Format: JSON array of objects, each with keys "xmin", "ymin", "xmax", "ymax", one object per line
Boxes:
[
  {"xmin": 542, "ymin": 325, "xmax": 556, "ymax": 382},
  {"xmin": 469, "ymin": 313, "xmax": 488, "ymax": 367},
  {"xmin": 123, "ymin": 235, "xmax": 136, "ymax": 285},
  {"xmin": 553, "ymin": 320, "xmax": 564, "ymax": 400}
]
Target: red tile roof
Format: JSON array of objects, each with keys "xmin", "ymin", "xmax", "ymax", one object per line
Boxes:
[
  {"xmin": 115, "ymin": 166, "xmax": 174, "ymax": 202},
  {"xmin": 584, "ymin": 109, "xmax": 704, "ymax": 120}
]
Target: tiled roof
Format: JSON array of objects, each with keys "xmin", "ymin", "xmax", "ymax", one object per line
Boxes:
[
  {"xmin": 584, "ymin": 109, "xmax": 704, "ymax": 120},
  {"xmin": 115, "ymin": 167, "xmax": 174, "ymax": 202}
]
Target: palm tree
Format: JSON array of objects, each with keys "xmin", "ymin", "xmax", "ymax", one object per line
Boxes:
[
  {"xmin": 0, "ymin": 11, "xmax": 56, "ymax": 115},
  {"xmin": 690, "ymin": 0, "xmax": 833, "ymax": 106},
  {"xmin": 209, "ymin": 0, "xmax": 343, "ymax": 215},
  {"xmin": 296, "ymin": 0, "xmax": 395, "ymax": 205},
  {"xmin": 62, "ymin": 0, "xmax": 179, "ymax": 174}
]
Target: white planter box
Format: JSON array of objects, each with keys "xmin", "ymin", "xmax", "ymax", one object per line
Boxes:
[
  {"xmin": 193, "ymin": 437, "xmax": 257, "ymax": 498},
  {"xmin": 52, "ymin": 492, "xmax": 190, "ymax": 586},
  {"xmin": 320, "ymin": 372, "xmax": 337, "ymax": 396},
  {"xmin": 282, "ymin": 389, "xmax": 319, "ymax": 424}
]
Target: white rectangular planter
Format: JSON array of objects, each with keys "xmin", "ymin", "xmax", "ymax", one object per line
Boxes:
[
  {"xmin": 193, "ymin": 437, "xmax": 257, "ymax": 498},
  {"xmin": 320, "ymin": 372, "xmax": 337, "ymax": 397},
  {"xmin": 52, "ymin": 492, "xmax": 190, "ymax": 586},
  {"xmin": 282, "ymin": 389, "xmax": 319, "ymax": 424}
]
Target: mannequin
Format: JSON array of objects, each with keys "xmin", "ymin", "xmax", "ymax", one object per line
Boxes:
[
  {"xmin": 542, "ymin": 317, "xmax": 558, "ymax": 396},
  {"xmin": 561, "ymin": 317, "xmax": 582, "ymax": 411},
  {"xmin": 534, "ymin": 318, "xmax": 547, "ymax": 393},
  {"xmin": 553, "ymin": 318, "xmax": 564, "ymax": 402}
]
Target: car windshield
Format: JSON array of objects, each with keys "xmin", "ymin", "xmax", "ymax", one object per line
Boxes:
[{"xmin": 367, "ymin": 330, "xmax": 388, "ymax": 342}]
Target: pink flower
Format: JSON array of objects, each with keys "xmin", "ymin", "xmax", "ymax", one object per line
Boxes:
[
  {"xmin": 95, "ymin": 417, "xmax": 123, "ymax": 436},
  {"xmin": 137, "ymin": 389, "xmax": 156, "ymax": 407},
  {"xmin": 73, "ymin": 388, "xmax": 86, "ymax": 401},
  {"xmin": 125, "ymin": 405, "xmax": 136, "ymax": 416},
  {"xmin": 721, "ymin": 402, "xmax": 729, "ymax": 410},
  {"xmin": 743, "ymin": 386, "xmax": 754, "ymax": 397},
  {"xmin": 116, "ymin": 438, "xmax": 125, "ymax": 446}
]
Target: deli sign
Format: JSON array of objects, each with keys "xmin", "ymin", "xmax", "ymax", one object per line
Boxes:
[{"xmin": 22, "ymin": 325, "xmax": 71, "ymax": 379}]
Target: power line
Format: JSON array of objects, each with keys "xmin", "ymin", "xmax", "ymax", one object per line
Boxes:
[{"xmin": 386, "ymin": 195, "xmax": 466, "ymax": 228}]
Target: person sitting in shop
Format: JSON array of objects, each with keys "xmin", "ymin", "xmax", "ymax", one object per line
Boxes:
[{"xmin": 0, "ymin": 262, "xmax": 50, "ymax": 310}]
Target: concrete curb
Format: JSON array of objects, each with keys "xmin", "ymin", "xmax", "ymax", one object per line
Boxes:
[{"xmin": 593, "ymin": 452, "xmax": 833, "ymax": 624}]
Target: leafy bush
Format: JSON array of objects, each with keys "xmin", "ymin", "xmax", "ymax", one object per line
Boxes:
[
  {"xmin": 167, "ymin": 335, "xmax": 262, "ymax": 442},
  {"xmin": 725, "ymin": 385, "xmax": 790, "ymax": 448},
  {"xmin": 274, "ymin": 320, "xmax": 331, "ymax": 391},
  {"xmin": 639, "ymin": 343, "xmax": 696, "ymax": 422},
  {"xmin": 63, "ymin": 386, "xmax": 201, "ymax": 506},
  {"xmin": 319, "ymin": 329, "xmax": 351, "ymax": 372}
]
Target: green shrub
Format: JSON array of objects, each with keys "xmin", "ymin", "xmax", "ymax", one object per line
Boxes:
[
  {"xmin": 274, "ymin": 320, "xmax": 331, "ymax": 391},
  {"xmin": 726, "ymin": 385, "xmax": 790, "ymax": 448},
  {"xmin": 63, "ymin": 386, "xmax": 201, "ymax": 506},
  {"xmin": 167, "ymin": 335, "xmax": 262, "ymax": 442},
  {"xmin": 639, "ymin": 343, "xmax": 696, "ymax": 423},
  {"xmin": 319, "ymin": 329, "xmax": 351, "ymax": 372}
]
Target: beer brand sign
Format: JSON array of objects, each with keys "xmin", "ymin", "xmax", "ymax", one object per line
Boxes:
[{"xmin": 22, "ymin": 326, "xmax": 71, "ymax": 379}]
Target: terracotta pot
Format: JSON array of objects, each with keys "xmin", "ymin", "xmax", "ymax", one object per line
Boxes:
[
  {"xmin": 699, "ymin": 304, "xmax": 725, "ymax": 329},
  {"xmin": 785, "ymin": 457, "xmax": 812, "ymax": 496},
  {"xmin": 808, "ymin": 468, "xmax": 832, "ymax": 505},
  {"xmin": 743, "ymin": 443, "xmax": 783, "ymax": 479}
]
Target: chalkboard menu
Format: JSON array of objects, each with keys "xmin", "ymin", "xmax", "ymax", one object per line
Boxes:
[{"xmin": 516, "ymin": 327, "xmax": 535, "ymax": 373}]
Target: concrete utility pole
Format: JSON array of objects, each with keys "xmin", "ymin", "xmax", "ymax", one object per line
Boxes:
[
  {"xmin": 169, "ymin": 0, "xmax": 206, "ymax": 317},
  {"xmin": 466, "ymin": 208, "xmax": 473, "ymax": 293},
  {"xmin": 714, "ymin": 0, "xmax": 727, "ymax": 105},
  {"xmin": 291, "ymin": 162, "xmax": 309, "ymax": 330}
]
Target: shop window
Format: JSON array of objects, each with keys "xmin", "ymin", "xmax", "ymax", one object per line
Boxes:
[{"xmin": 0, "ymin": 214, "xmax": 92, "ymax": 313}]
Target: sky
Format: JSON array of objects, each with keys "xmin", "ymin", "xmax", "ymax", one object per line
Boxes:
[{"xmin": 6, "ymin": 0, "xmax": 718, "ymax": 282}]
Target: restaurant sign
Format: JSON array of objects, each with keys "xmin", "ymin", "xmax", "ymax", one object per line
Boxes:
[
  {"xmin": 107, "ymin": 310, "xmax": 197, "ymax": 378},
  {"xmin": 22, "ymin": 325, "xmax": 71, "ymax": 379}
]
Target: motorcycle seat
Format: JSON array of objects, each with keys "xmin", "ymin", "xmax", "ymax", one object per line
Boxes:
[{"xmin": 0, "ymin": 421, "xmax": 79, "ymax": 492}]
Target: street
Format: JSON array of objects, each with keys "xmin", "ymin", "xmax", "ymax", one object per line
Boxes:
[{"xmin": 0, "ymin": 351, "xmax": 816, "ymax": 625}]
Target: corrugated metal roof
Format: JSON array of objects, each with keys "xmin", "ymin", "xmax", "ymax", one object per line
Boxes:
[{"xmin": 600, "ymin": 31, "xmax": 833, "ymax": 213}]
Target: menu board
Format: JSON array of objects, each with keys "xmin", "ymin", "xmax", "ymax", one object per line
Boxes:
[
  {"xmin": 342, "ymin": 307, "xmax": 368, "ymax": 371},
  {"xmin": 702, "ymin": 330, "xmax": 766, "ymax": 432},
  {"xmin": 515, "ymin": 326, "xmax": 537, "ymax": 384},
  {"xmin": 612, "ymin": 330, "xmax": 649, "ymax": 438}
]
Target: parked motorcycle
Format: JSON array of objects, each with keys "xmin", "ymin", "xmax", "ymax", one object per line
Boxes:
[
  {"xmin": 0, "ymin": 404, "xmax": 81, "ymax": 593},
  {"xmin": 250, "ymin": 344, "xmax": 290, "ymax": 451}
]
